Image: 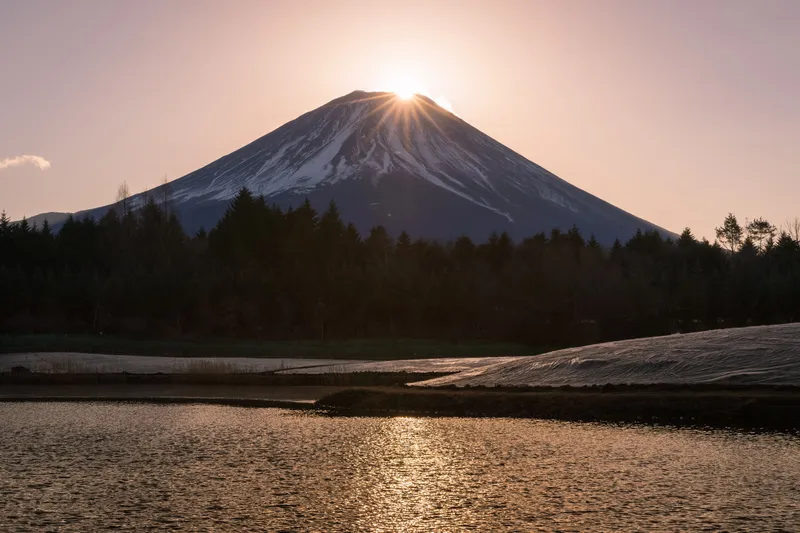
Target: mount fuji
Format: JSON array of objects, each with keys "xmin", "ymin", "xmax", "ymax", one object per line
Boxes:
[{"xmin": 63, "ymin": 91, "xmax": 670, "ymax": 243}]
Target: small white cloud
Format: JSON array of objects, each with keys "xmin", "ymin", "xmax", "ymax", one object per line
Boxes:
[{"xmin": 0, "ymin": 154, "xmax": 51, "ymax": 171}]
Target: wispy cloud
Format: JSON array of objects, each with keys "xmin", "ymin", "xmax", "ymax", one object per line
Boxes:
[{"xmin": 0, "ymin": 154, "xmax": 51, "ymax": 171}]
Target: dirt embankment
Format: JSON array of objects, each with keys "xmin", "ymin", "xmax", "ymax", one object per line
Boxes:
[{"xmin": 316, "ymin": 385, "xmax": 800, "ymax": 432}]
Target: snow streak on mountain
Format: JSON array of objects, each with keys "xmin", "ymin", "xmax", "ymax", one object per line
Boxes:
[{"xmin": 71, "ymin": 91, "xmax": 670, "ymax": 242}]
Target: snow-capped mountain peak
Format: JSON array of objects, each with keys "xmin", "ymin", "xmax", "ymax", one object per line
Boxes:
[{"xmin": 68, "ymin": 90, "xmax": 671, "ymax": 243}]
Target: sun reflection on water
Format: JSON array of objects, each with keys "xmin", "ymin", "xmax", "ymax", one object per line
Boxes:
[
  {"xmin": 347, "ymin": 417, "xmax": 464, "ymax": 531},
  {"xmin": 2, "ymin": 404, "xmax": 799, "ymax": 532}
]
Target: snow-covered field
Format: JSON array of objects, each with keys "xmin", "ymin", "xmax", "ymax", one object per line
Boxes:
[
  {"xmin": 6, "ymin": 324, "xmax": 798, "ymax": 385},
  {"xmin": 278, "ymin": 357, "xmax": 521, "ymax": 375},
  {"xmin": 0, "ymin": 353, "xmax": 361, "ymax": 374},
  {"xmin": 414, "ymin": 323, "xmax": 800, "ymax": 387}
]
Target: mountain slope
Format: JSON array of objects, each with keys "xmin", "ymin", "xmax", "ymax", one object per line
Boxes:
[
  {"xmin": 16, "ymin": 212, "xmax": 71, "ymax": 228},
  {"xmin": 69, "ymin": 91, "xmax": 671, "ymax": 242}
]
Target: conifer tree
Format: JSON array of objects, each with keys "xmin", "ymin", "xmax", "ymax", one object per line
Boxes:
[{"xmin": 715, "ymin": 213, "xmax": 743, "ymax": 252}]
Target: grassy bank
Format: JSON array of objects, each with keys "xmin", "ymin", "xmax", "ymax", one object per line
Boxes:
[
  {"xmin": 317, "ymin": 386, "xmax": 800, "ymax": 432},
  {"xmin": 8, "ymin": 371, "xmax": 797, "ymax": 431},
  {"xmin": 0, "ymin": 334, "xmax": 531, "ymax": 360}
]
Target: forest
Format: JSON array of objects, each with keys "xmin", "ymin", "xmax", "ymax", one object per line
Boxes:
[{"xmin": 1, "ymin": 188, "xmax": 799, "ymax": 350}]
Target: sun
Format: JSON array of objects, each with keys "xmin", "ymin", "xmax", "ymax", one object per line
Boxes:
[
  {"xmin": 377, "ymin": 69, "xmax": 428, "ymax": 100},
  {"xmin": 389, "ymin": 79, "xmax": 426, "ymax": 100},
  {"xmin": 395, "ymin": 86, "xmax": 417, "ymax": 100},
  {"xmin": 372, "ymin": 69, "xmax": 457, "ymax": 113}
]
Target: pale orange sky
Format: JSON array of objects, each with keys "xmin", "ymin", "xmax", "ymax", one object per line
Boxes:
[{"xmin": 1, "ymin": 0, "xmax": 798, "ymax": 238}]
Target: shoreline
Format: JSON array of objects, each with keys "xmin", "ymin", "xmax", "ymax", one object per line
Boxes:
[
  {"xmin": 2, "ymin": 379, "xmax": 800, "ymax": 432},
  {"xmin": 0, "ymin": 383, "xmax": 344, "ymax": 403},
  {"xmin": 0, "ymin": 395, "xmax": 315, "ymax": 409}
]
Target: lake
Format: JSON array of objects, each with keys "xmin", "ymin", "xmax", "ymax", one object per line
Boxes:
[{"xmin": 1, "ymin": 403, "xmax": 798, "ymax": 532}]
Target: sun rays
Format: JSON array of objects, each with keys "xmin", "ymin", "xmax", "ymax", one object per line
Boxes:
[
  {"xmin": 335, "ymin": 90, "xmax": 451, "ymax": 154},
  {"xmin": 367, "ymin": 93, "xmax": 452, "ymax": 152}
]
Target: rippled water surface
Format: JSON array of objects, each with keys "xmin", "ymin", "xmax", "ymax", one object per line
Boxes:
[{"xmin": 1, "ymin": 403, "xmax": 799, "ymax": 532}]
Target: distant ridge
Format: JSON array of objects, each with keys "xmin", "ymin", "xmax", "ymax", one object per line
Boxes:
[{"xmin": 19, "ymin": 212, "xmax": 71, "ymax": 228}]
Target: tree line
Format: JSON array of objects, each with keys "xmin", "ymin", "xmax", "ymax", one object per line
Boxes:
[{"xmin": 1, "ymin": 189, "xmax": 799, "ymax": 349}]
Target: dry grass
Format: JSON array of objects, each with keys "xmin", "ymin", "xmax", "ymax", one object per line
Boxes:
[
  {"xmin": 4, "ymin": 355, "xmax": 265, "ymax": 375},
  {"xmin": 25, "ymin": 357, "xmax": 111, "ymax": 374},
  {"xmin": 180, "ymin": 359, "xmax": 253, "ymax": 374}
]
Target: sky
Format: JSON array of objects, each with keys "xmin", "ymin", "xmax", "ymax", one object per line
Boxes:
[{"xmin": 1, "ymin": 0, "xmax": 798, "ymax": 239}]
